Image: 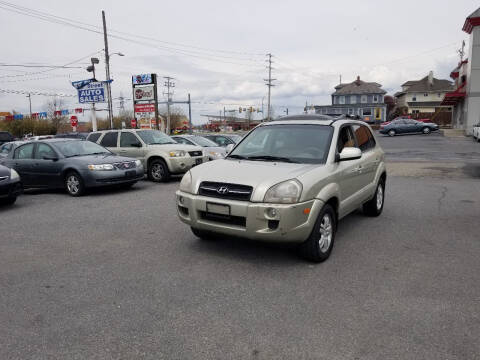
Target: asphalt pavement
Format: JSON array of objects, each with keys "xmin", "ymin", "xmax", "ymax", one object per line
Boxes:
[{"xmin": 1, "ymin": 133, "xmax": 479, "ymax": 359}]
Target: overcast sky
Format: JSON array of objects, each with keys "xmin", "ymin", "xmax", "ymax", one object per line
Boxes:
[{"xmin": 0, "ymin": 0, "xmax": 478, "ymax": 124}]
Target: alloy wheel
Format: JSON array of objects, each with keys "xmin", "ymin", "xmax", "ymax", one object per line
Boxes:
[
  {"xmin": 151, "ymin": 163, "xmax": 165, "ymax": 180},
  {"xmin": 318, "ymin": 213, "xmax": 333, "ymax": 253},
  {"xmin": 67, "ymin": 175, "xmax": 80, "ymax": 195},
  {"xmin": 376, "ymin": 184, "xmax": 384, "ymax": 210}
]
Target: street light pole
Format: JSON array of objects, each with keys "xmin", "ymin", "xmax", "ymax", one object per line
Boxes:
[
  {"xmin": 26, "ymin": 93, "xmax": 32, "ymax": 118},
  {"xmin": 102, "ymin": 10, "xmax": 113, "ymax": 129}
]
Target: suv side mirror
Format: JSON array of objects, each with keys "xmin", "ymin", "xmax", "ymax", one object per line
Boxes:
[
  {"xmin": 225, "ymin": 144, "xmax": 234, "ymax": 154},
  {"xmin": 338, "ymin": 147, "xmax": 361, "ymax": 161},
  {"xmin": 131, "ymin": 142, "xmax": 142, "ymax": 148}
]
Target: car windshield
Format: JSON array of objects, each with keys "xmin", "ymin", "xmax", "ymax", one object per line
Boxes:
[
  {"xmin": 228, "ymin": 124, "xmax": 333, "ymax": 164},
  {"xmin": 228, "ymin": 135, "xmax": 242, "ymax": 143},
  {"xmin": 137, "ymin": 130, "xmax": 176, "ymax": 145},
  {"xmin": 191, "ymin": 136, "xmax": 218, "ymax": 147},
  {"xmin": 55, "ymin": 140, "xmax": 111, "ymax": 157}
]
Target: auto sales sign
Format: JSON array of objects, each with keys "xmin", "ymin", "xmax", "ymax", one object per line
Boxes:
[{"xmin": 72, "ymin": 79, "xmax": 107, "ymax": 103}]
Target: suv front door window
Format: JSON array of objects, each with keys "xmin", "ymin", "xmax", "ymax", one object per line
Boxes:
[
  {"xmin": 100, "ymin": 132, "xmax": 119, "ymax": 149},
  {"xmin": 119, "ymin": 132, "xmax": 145, "ymax": 162}
]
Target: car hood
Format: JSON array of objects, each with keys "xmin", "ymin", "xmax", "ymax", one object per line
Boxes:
[
  {"xmin": 146, "ymin": 143, "xmax": 203, "ymax": 152},
  {"xmin": 0, "ymin": 164, "xmax": 10, "ymax": 177},
  {"xmin": 65, "ymin": 154, "xmax": 137, "ymax": 165},
  {"xmin": 189, "ymin": 158, "xmax": 319, "ymax": 202}
]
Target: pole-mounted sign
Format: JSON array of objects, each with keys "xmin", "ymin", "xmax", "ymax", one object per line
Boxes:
[{"xmin": 132, "ymin": 73, "xmax": 159, "ymax": 130}]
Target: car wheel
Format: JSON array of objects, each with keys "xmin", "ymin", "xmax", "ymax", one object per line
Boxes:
[
  {"xmin": 363, "ymin": 180, "xmax": 385, "ymax": 217},
  {"xmin": 1, "ymin": 196, "xmax": 17, "ymax": 205},
  {"xmin": 422, "ymin": 127, "xmax": 431, "ymax": 134},
  {"xmin": 65, "ymin": 171, "xmax": 85, "ymax": 196},
  {"xmin": 148, "ymin": 159, "xmax": 170, "ymax": 182},
  {"xmin": 191, "ymin": 227, "xmax": 219, "ymax": 241},
  {"xmin": 299, "ymin": 204, "xmax": 336, "ymax": 263},
  {"xmin": 388, "ymin": 129, "xmax": 396, "ymax": 137}
]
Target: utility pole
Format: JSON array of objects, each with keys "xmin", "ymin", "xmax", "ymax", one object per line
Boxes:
[
  {"xmin": 102, "ymin": 10, "xmax": 113, "ymax": 129},
  {"xmin": 163, "ymin": 76, "xmax": 175, "ymax": 134},
  {"xmin": 26, "ymin": 93, "xmax": 32, "ymax": 118},
  {"xmin": 188, "ymin": 93, "xmax": 192, "ymax": 134},
  {"xmin": 264, "ymin": 53, "xmax": 276, "ymax": 121},
  {"xmin": 223, "ymin": 106, "xmax": 227, "ymax": 131}
]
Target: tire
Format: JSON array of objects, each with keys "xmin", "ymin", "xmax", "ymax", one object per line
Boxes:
[
  {"xmin": 299, "ymin": 204, "xmax": 336, "ymax": 263},
  {"xmin": 148, "ymin": 159, "xmax": 170, "ymax": 182},
  {"xmin": 422, "ymin": 127, "xmax": 431, "ymax": 134},
  {"xmin": 191, "ymin": 227, "xmax": 219, "ymax": 241},
  {"xmin": 65, "ymin": 171, "xmax": 85, "ymax": 197},
  {"xmin": 388, "ymin": 129, "xmax": 396, "ymax": 137},
  {"xmin": 1, "ymin": 196, "xmax": 17, "ymax": 205},
  {"xmin": 363, "ymin": 180, "xmax": 385, "ymax": 217}
]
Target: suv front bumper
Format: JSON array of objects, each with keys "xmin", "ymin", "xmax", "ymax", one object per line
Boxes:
[
  {"xmin": 169, "ymin": 155, "xmax": 210, "ymax": 174},
  {"xmin": 176, "ymin": 190, "xmax": 324, "ymax": 243}
]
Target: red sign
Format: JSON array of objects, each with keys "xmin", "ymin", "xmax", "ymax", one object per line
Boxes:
[
  {"xmin": 134, "ymin": 103, "xmax": 156, "ymax": 113},
  {"xmin": 131, "ymin": 118, "xmax": 137, "ymax": 128},
  {"xmin": 70, "ymin": 116, "xmax": 78, "ymax": 127}
]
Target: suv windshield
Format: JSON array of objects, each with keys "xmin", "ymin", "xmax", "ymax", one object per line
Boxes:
[
  {"xmin": 191, "ymin": 136, "xmax": 218, "ymax": 147},
  {"xmin": 228, "ymin": 124, "xmax": 333, "ymax": 164},
  {"xmin": 55, "ymin": 141, "xmax": 111, "ymax": 157},
  {"xmin": 137, "ymin": 130, "xmax": 176, "ymax": 145}
]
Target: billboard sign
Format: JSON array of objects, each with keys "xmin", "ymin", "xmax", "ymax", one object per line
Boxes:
[
  {"xmin": 77, "ymin": 81, "xmax": 107, "ymax": 103},
  {"xmin": 134, "ymin": 85, "xmax": 155, "ymax": 101},
  {"xmin": 132, "ymin": 74, "xmax": 153, "ymax": 85},
  {"xmin": 134, "ymin": 103, "xmax": 156, "ymax": 129},
  {"xmin": 72, "ymin": 78, "xmax": 94, "ymax": 90}
]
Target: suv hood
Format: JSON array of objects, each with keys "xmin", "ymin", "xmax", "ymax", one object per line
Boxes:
[
  {"xmin": 189, "ymin": 158, "xmax": 319, "ymax": 202},
  {"xmin": 146, "ymin": 143, "xmax": 203, "ymax": 153}
]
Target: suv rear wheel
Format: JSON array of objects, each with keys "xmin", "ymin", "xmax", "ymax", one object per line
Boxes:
[
  {"xmin": 299, "ymin": 204, "xmax": 336, "ymax": 262},
  {"xmin": 148, "ymin": 159, "xmax": 170, "ymax": 182},
  {"xmin": 363, "ymin": 180, "xmax": 385, "ymax": 216}
]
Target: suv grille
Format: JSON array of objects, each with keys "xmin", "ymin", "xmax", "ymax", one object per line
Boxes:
[
  {"xmin": 114, "ymin": 161, "xmax": 136, "ymax": 170},
  {"xmin": 189, "ymin": 151, "xmax": 202, "ymax": 157},
  {"xmin": 198, "ymin": 181, "xmax": 253, "ymax": 201}
]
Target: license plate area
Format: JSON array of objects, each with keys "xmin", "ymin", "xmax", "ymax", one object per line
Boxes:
[
  {"xmin": 125, "ymin": 170, "xmax": 136, "ymax": 178},
  {"xmin": 206, "ymin": 202, "xmax": 230, "ymax": 216}
]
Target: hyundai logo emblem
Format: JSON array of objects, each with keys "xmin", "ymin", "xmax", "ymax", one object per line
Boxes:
[{"xmin": 217, "ymin": 186, "xmax": 229, "ymax": 195}]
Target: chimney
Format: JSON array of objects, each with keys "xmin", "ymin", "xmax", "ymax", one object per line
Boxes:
[
  {"xmin": 428, "ymin": 71, "xmax": 434, "ymax": 86},
  {"xmin": 355, "ymin": 75, "xmax": 361, "ymax": 85}
]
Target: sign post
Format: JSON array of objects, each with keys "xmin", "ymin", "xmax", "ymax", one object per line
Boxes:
[{"xmin": 132, "ymin": 74, "xmax": 158, "ymax": 130}]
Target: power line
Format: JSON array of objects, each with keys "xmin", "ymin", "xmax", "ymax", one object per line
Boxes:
[
  {"xmin": 0, "ymin": 88, "xmax": 76, "ymax": 97},
  {"xmin": 0, "ymin": 64, "xmax": 83, "ymax": 69}
]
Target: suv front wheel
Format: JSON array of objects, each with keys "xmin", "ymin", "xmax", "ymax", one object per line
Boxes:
[
  {"xmin": 299, "ymin": 204, "xmax": 336, "ymax": 262},
  {"xmin": 148, "ymin": 159, "xmax": 170, "ymax": 182}
]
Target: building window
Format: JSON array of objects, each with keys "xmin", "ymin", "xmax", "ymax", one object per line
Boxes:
[
  {"xmin": 424, "ymin": 93, "xmax": 428, "ymax": 97},
  {"xmin": 363, "ymin": 108, "xmax": 372, "ymax": 116},
  {"xmin": 339, "ymin": 96, "xmax": 345, "ymax": 104},
  {"xmin": 412, "ymin": 110, "xmax": 420, "ymax": 114},
  {"xmin": 438, "ymin": 93, "xmax": 442, "ymax": 97},
  {"xmin": 348, "ymin": 108, "xmax": 354, "ymax": 115},
  {"xmin": 361, "ymin": 95, "xmax": 367, "ymax": 103},
  {"xmin": 412, "ymin": 94, "xmax": 417, "ymax": 101},
  {"xmin": 350, "ymin": 95, "xmax": 356, "ymax": 104},
  {"xmin": 373, "ymin": 95, "xmax": 378, "ymax": 103}
]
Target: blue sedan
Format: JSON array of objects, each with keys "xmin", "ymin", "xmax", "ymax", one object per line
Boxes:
[{"xmin": 379, "ymin": 119, "xmax": 439, "ymax": 137}]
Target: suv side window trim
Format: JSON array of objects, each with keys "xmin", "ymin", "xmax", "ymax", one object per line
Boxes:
[{"xmin": 336, "ymin": 124, "xmax": 357, "ymax": 155}]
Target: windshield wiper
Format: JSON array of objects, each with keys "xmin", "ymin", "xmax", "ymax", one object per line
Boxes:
[
  {"xmin": 227, "ymin": 154, "xmax": 247, "ymax": 160},
  {"xmin": 247, "ymin": 155, "xmax": 298, "ymax": 163}
]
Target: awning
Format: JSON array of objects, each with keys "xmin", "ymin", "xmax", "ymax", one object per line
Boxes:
[{"xmin": 441, "ymin": 90, "xmax": 466, "ymax": 105}]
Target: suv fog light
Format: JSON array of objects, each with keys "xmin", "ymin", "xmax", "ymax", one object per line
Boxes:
[
  {"xmin": 266, "ymin": 207, "xmax": 278, "ymax": 218},
  {"xmin": 178, "ymin": 196, "xmax": 184, "ymax": 204}
]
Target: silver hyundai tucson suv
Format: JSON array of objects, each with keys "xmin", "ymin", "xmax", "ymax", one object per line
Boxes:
[{"xmin": 176, "ymin": 115, "xmax": 386, "ymax": 262}]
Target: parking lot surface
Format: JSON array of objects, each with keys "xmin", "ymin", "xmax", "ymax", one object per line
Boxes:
[{"xmin": 1, "ymin": 133, "xmax": 480, "ymax": 359}]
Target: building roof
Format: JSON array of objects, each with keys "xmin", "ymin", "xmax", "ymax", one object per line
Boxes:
[
  {"xmin": 401, "ymin": 81, "xmax": 416, "ymax": 87},
  {"xmin": 463, "ymin": 7, "xmax": 480, "ymax": 33},
  {"xmin": 332, "ymin": 76, "xmax": 386, "ymax": 95},
  {"xmin": 402, "ymin": 76, "xmax": 453, "ymax": 93}
]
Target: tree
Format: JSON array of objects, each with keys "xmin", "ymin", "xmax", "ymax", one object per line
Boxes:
[{"xmin": 45, "ymin": 97, "xmax": 68, "ymax": 133}]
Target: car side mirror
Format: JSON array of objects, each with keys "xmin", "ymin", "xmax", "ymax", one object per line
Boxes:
[
  {"xmin": 225, "ymin": 144, "xmax": 234, "ymax": 154},
  {"xmin": 338, "ymin": 147, "xmax": 362, "ymax": 161},
  {"xmin": 43, "ymin": 155, "xmax": 59, "ymax": 161},
  {"xmin": 131, "ymin": 142, "xmax": 142, "ymax": 148}
]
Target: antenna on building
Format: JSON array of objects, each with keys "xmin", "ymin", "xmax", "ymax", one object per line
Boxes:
[
  {"xmin": 339, "ymin": 74, "xmax": 342, "ymax": 84},
  {"xmin": 458, "ymin": 40, "xmax": 466, "ymax": 62}
]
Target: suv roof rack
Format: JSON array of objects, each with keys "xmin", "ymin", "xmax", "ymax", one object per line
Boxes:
[{"xmin": 276, "ymin": 114, "xmax": 334, "ymax": 121}]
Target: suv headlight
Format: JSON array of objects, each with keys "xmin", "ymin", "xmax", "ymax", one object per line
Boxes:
[
  {"xmin": 208, "ymin": 151, "xmax": 224, "ymax": 159},
  {"xmin": 10, "ymin": 168, "xmax": 20, "ymax": 181},
  {"xmin": 264, "ymin": 179, "xmax": 302, "ymax": 204},
  {"xmin": 88, "ymin": 164, "xmax": 115, "ymax": 171},
  {"xmin": 135, "ymin": 159, "xmax": 142, "ymax": 167},
  {"xmin": 169, "ymin": 150, "xmax": 186, "ymax": 157},
  {"xmin": 179, "ymin": 171, "xmax": 192, "ymax": 193}
]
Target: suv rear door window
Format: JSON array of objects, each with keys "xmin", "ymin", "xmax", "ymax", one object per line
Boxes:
[
  {"xmin": 87, "ymin": 133, "xmax": 101, "ymax": 143},
  {"xmin": 100, "ymin": 132, "xmax": 118, "ymax": 147}
]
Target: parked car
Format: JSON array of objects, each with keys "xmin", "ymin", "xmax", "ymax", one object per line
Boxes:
[
  {"xmin": 0, "ymin": 131, "xmax": 14, "ymax": 146},
  {"xmin": 381, "ymin": 117, "xmax": 432, "ymax": 127},
  {"xmin": 473, "ymin": 122, "xmax": 480, "ymax": 141},
  {"xmin": 1, "ymin": 139, "xmax": 143, "ymax": 196},
  {"xmin": 0, "ymin": 141, "xmax": 27, "ymax": 160},
  {"xmin": 379, "ymin": 119, "xmax": 439, "ymax": 136},
  {"xmin": 171, "ymin": 135, "xmax": 226, "ymax": 160},
  {"xmin": 203, "ymin": 134, "xmax": 243, "ymax": 147},
  {"xmin": 25, "ymin": 135, "xmax": 55, "ymax": 141},
  {"xmin": 0, "ymin": 164, "xmax": 22, "ymax": 205},
  {"xmin": 87, "ymin": 129, "xmax": 208, "ymax": 182},
  {"xmin": 55, "ymin": 132, "xmax": 89, "ymax": 140},
  {"xmin": 176, "ymin": 115, "xmax": 386, "ymax": 262}
]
